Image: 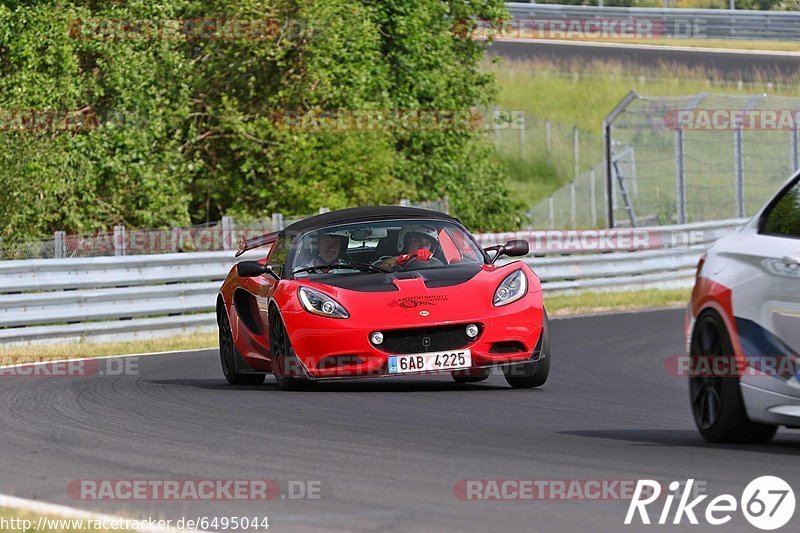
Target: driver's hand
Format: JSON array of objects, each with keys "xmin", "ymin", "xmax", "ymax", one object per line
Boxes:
[{"xmin": 397, "ymin": 249, "xmax": 432, "ymax": 266}]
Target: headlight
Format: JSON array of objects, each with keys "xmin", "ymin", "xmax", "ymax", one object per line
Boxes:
[
  {"xmin": 298, "ymin": 287, "xmax": 349, "ymax": 319},
  {"xmin": 493, "ymin": 270, "xmax": 527, "ymax": 307}
]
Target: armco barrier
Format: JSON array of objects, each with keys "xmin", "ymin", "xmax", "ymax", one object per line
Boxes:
[
  {"xmin": 505, "ymin": 3, "xmax": 800, "ymax": 42},
  {"xmin": 0, "ymin": 219, "xmax": 746, "ymax": 344}
]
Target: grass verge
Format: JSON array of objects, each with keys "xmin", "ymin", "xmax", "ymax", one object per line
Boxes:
[
  {"xmin": 0, "ymin": 331, "xmax": 217, "ymax": 365},
  {"xmin": 546, "ymin": 288, "xmax": 691, "ymax": 317}
]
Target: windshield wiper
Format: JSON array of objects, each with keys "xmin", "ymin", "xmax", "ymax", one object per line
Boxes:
[{"xmin": 292, "ymin": 261, "xmax": 390, "ymax": 276}]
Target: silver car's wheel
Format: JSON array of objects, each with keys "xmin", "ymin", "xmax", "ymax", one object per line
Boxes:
[{"xmin": 689, "ymin": 310, "xmax": 776, "ymax": 443}]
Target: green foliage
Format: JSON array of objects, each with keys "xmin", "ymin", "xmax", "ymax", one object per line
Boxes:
[
  {"xmin": 763, "ymin": 185, "xmax": 800, "ymax": 236},
  {"xmin": 0, "ymin": 0, "xmax": 523, "ymax": 243}
]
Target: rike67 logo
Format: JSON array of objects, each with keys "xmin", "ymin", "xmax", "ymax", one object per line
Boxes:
[{"xmin": 626, "ymin": 477, "xmax": 795, "ymax": 530}]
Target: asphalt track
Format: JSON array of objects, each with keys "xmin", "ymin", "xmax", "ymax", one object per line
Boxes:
[
  {"xmin": 0, "ymin": 308, "xmax": 798, "ymax": 532},
  {"xmin": 489, "ymin": 40, "xmax": 800, "ymax": 80}
]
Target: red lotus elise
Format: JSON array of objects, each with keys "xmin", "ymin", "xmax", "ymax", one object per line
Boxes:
[{"xmin": 216, "ymin": 206, "xmax": 549, "ymax": 389}]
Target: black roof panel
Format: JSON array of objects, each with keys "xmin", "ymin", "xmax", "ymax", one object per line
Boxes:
[{"xmin": 282, "ymin": 205, "xmax": 459, "ymax": 234}]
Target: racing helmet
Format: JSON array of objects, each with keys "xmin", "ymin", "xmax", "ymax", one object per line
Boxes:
[{"xmin": 397, "ymin": 224, "xmax": 439, "ymax": 253}]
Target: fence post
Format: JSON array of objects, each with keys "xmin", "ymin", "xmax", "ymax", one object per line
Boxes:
[
  {"xmin": 113, "ymin": 225, "xmax": 126, "ymax": 256},
  {"xmin": 573, "ymin": 126, "xmax": 580, "ymax": 178},
  {"xmin": 589, "ymin": 169, "xmax": 597, "ymax": 228},
  {"xmin": 792, "ymin": 126, "xmax": 799, "ymax": 172},
  {"xmin": 547, "ymin": 196, "xmax": 554, "ymax": 229},
  {"xmin": 603, "ymin": 121, "xmax": 615, "ymax": 228},
  {"xmin": 271, "ymin": 212, "xmax": 285, "ymax": 232},
  {"xmin": 171, "ymin": 227, "xmax": 180, "ymax": 252},
  {"xmin": 675, "ymin": 128, "xmax": 687, "ymax": 224},
  {"xmin": 221, "ymin": 216, "xmax": 233, "ymax": 250},
  {"xmin": 54, "ymin": 231, "xmax": 66, "ymax": 259},
  {"xmin": 569, "ymin": 181, "xmax": 577, "ymax": 229},
  {"xmin": 545, "ymin": 120, "xmax": 552, "ymax": 166},
  {"xmin": 734, "ymin": 128, "xmax": 745, "ymax": 218},
  {"xmin": 518, "ymin": 112, "xmax": 525, "ymax": 159}
]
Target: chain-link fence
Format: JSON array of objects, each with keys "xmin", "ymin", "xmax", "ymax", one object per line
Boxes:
[
  {"xmin": 490, "ymin": 109, "xmax": 604, "ymax": 229},
  {"xmin": 603, "ymin": 91, "xmax": 800, "ymax": 227}
]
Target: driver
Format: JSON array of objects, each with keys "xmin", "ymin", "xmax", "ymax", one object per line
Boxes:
[{"xmin": 379, "ymin": 225, "xmax": 443, "ymax": 270}]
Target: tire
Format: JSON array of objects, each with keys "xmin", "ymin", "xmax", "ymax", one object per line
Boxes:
[
  {"xmin": 503, "ymin": 311, "xmax": 551, "ymax": 389},
  {"xmin": 218, "ymin": 308, "xmax": 265, "ymax": 386},
  {"xmin": 451, "ymin": 367, "xmax": 490, "ymax": 383},
  {"xmin": 268, "ymin": 309, "xmax": 313, "ymax": 391},
  {"xmin": 689, "ymin": 310, "xmax": 777, "ymax": 444}
]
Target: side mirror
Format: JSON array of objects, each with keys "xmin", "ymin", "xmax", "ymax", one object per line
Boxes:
[
  {"xmin": 237, "ymin": 261, "xmax": 281, "ymax": 280},
  {"xmin": 485, "ymin": 239, "xmax": 529, "ymax": 264},
  {"xmin": 502, "ymin": 239, "xmax": 529, "ymax": 257}
]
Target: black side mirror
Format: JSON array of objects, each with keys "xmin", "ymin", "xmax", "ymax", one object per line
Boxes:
[
  {"xmin": 502, "ymin": 239, "xmax": 529, "ymax": 257},
  {"xmin": 485, "ymin": 239, "xmax": 529, "ymax": 264},
  {"xmin": 237, "ymin": 261, "xmax": 280, "ymax": 280}
]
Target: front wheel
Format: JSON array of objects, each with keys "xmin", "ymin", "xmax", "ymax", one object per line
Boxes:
[
  {"xmin": 218, "ymin": 309, "xmax": 265, "ymax": 386},
  {"xmin": 269, "ymin": 310, "xmax": 313, "ymax": 391},
  {"xmin": 689, "ymin": 310, "xmax": 777, "ymax": 443},
  {"xmin": 503, "ymin": 311, "xmax": 550, "ymax": 389}
]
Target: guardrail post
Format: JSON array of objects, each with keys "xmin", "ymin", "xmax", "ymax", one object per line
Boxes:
[
  {"xmin": 675, "ymin": 128, "xmax": 687, "ymax": 224},
  {"xmin": 545, "ymin": 120, "xmax": 552, "ymax": 166},
  {"xmin": 221, "ymin": 216, "xmax": 233, "ymax": 250},
  {"xmin": 113, "ymin": 225, "xmax": 126, "ymax": 256},
  {"xmin": 54, "ymin": 231, "xmax": 66, "ymax": 259},
  {"xmin": 547, "ymin": 196, "xmax": 554, "ymax": 229},
  {"xmin": 569, "ymin": 181, "xmax": 577, "ymax": 229},
  {"xmin": 734, "ymin": 128, "xmax": 745, "ymax": 218},
  {"xmin": 271, "ymin": 212, "xmax": 285, "ymax": 232}
]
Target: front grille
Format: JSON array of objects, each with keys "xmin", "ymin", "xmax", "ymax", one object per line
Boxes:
[{"xmin": 375, "ymin": 324, "xmax": 480, "ymax": 354}]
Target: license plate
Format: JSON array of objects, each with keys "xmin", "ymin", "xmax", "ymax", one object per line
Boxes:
[{"xmin": 388, "ymin": 350, "xmax": 471, "ymax": 374}]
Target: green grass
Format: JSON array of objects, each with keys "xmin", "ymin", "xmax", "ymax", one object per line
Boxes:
[
  {"xmin": 489, "ymin": 58, "xmax": 800, "ymax": 220},
  {"xmin": 490, "ymin": 57, "xmax": 800, "ymax": 135},
  {"xmin": 0, "ymin": 331, "xmax": 217, "ymax": 365},
  {"xmin": 546, "ymin": 288, "xmax": 691, "ymax": 316},
  {"xmin": 493, "ymin": 151, "xmax": 562, "ymax": 202}
]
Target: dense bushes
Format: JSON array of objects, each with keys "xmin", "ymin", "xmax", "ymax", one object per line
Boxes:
[{"xmin": 0, "ymin": 0, "xmax": 524, "ymax": 244}]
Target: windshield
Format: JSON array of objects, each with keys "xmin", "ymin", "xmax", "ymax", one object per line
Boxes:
[{"xmin": 291, "ymin": 219, "xmax": 485, "ymax": 278}]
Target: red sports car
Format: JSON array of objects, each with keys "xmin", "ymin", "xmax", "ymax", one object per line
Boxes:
[{"xmin": 216, "ymin": 206, "xmax": 549, "ymax": 389}]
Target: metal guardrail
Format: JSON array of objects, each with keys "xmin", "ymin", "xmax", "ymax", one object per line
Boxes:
[
  {"xmin": 506, "ymin": 3, "xmax": 800, "ymax": 41},
  {"xmin": 0, "ymin": 220, "xmax": 746, "ymax": 344}
]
